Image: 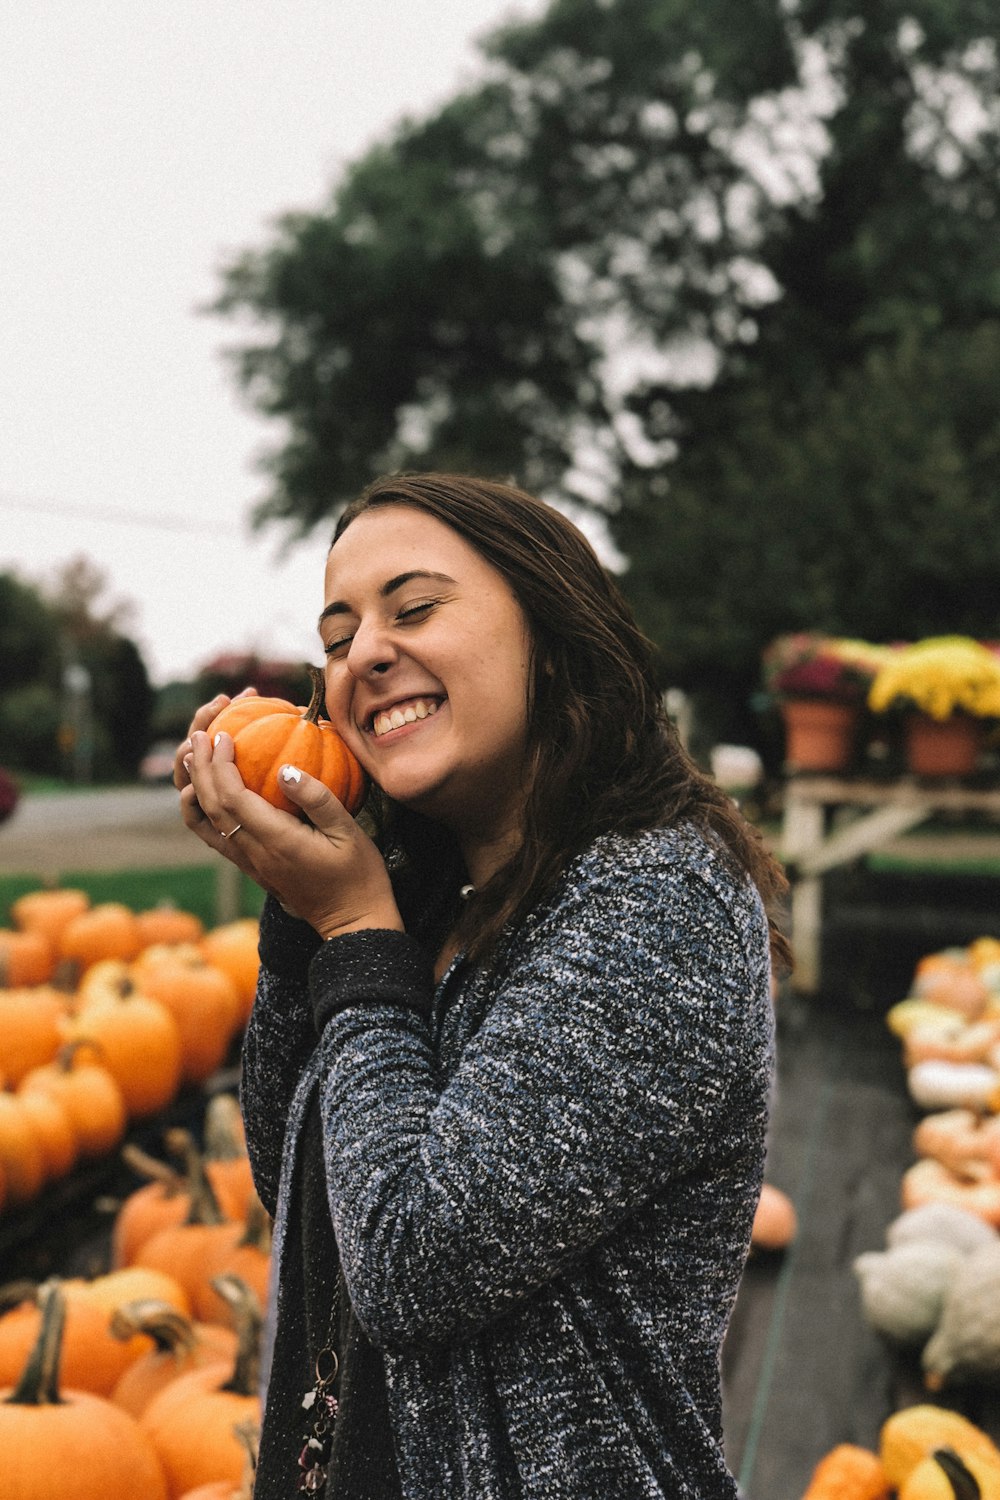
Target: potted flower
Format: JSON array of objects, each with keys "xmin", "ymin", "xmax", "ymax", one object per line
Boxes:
[
  {"xmin": 762, "ymin": 634, "xmax": 888, "ymax": 773},
  {"xmin": 867, "ymin": 635, "xmax": 1000, "ymax": 777}
]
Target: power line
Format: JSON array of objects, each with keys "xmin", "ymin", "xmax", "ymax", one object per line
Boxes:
[{"xmin": 0, "ymin": 491, "xmax": 245, "ymax": 537}]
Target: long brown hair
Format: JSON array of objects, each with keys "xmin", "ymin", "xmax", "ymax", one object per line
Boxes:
[{"xmin": 334, "ymin": 473, "xmax": 789, "ymax": 970}]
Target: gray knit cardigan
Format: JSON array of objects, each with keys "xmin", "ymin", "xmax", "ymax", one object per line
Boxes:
[{"xmin": 241, "ymin": 821, "xmax": 774, "ymax": 1499}]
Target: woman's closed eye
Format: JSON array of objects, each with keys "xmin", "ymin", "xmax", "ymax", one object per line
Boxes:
[{"xmin": 322, "ymin": 600, "xmax": 438, "ymax": 657}]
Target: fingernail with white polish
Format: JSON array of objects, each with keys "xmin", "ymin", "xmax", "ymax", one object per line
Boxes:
[
  {"xmin": 281, "ymin": 765, "xmax": 302, "ymax": 784},
  {"xmin": 183, "ymin": 755, "xmax": 193, "ymax": 774},
  {"xmin": 213, "ymin": 733, "xmax": 222, "ymax": 747}
]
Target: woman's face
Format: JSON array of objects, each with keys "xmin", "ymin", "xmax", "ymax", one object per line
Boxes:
[{"xmin": 320, "ymin": 505, "xmax": 533, "ymax": 851}]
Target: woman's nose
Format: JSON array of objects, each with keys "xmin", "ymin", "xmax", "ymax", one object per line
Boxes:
[{"xmin": 346, "ymin": 619, "xmax": 398, "ymax": 678}]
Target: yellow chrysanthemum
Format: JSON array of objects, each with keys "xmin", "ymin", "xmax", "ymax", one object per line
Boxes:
[{"xmin": 868, "ymin": 637, "xmax": 1000, "ymax": 719}]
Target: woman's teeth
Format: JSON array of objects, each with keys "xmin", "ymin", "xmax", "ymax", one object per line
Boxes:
[{"xmin": 373, "ymin": 699, "xmax": 439, "ymax": 738}]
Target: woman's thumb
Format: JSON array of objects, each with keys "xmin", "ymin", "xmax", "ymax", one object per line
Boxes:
[{"xmin": 279, "ymin": 764, "xmax": 348, "ymax": 828}]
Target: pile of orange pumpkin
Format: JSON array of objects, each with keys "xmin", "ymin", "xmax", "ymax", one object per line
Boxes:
[
  {"xmin": 0, "ymin": 1098, "xmax": 267, "ymax": 1497},
  {"xmin": 0, "ymin": 886, "xmax": 261, "ymax": 1215}
]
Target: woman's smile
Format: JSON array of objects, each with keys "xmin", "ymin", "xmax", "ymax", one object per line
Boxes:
[{"xmin": 369, "ymin": 695, "xmax": 443, "ymax": 739}]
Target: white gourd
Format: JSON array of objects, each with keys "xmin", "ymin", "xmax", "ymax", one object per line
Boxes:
[
  {"xmin": 854, "ymin": 1242, "xmax": 963, "ymax": 1346},
  {"xmin": 907, "ymin": 1059, "xmax": 1000, "ymax": 1111},
  {"xmin": 887, "ymin": 1201, "xmax": 999, "ymax": 1256},
  {"xmin": 922, "ymin": 1242, "xmax": 1000, "ymax": 1387}
]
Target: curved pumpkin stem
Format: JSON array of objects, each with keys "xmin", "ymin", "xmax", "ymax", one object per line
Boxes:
[
  {"xmin": 6, "ymin": 1279, "xmax": 65, "ymax": 1406},
  {"xmin": 0, "ymin": 1280, "xmax": 39, "ymax": 1316},
  {"xmin": 305, "ymin": 664, "xmax": 327, "ymax": 725},
  {"xmin": 211, "ymin": 1274, "xmax": 262, "ymax": 1397},
  {"xmin": 933, "ymin": 1447, "xmax": 982, "ymax": 1500},
  {"xmin": 233, "ymin": 1418, "xmax": 260, "ymax": 1500},
  {"xmin": 109, "ymin": 1299, "xmax": 199, "ymax": 1356},
  {"xmin": 164, "ymin": 1127, "xmax": 226, "ymax": 1226},
  {"xmin": 53, "ymin": 1036, "xmax": 105, "ymax": 1071},
  {"xmin": 121, "ymin": 1142, "xmax": 185, "ymax": 1195},
  {"xmin": 237, "ymin": 1191, "xmax": 273, "ymax": 1255},
  {"xmin": 203, "ymin": 1092, "xmax": 247, "ymax": 1162}
]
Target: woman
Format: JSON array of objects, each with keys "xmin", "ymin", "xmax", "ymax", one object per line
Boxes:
[{"xmin": 178, "ymin": 472, "xmax": 788, "ymax": 1499}]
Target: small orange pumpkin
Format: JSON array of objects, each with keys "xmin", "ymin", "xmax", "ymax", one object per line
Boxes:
[
  {"xmin": 9, "ymin": 887, "xmax": 90, "ymax": 945},
  {"xmin": 136, "ymin": 905, "xmax": 206, "ymax": 949},
  {"xmin": 0, "ymin": 1088, "xmax": 47, "ymax": 1204},
  {"xmin": 66, "ymin": 976, "xmax": 183, "ymax": 1119},
  {"xmin": 130, "ymin": 949, "xmax": 239, "ymax": 1084},
  {"xmin": 19, "ymin": 1041, "xmax": 127, "ymax": 1159},
  {"xmin": 801, "ymin": 1443, "xmax": 892, "ymax": 1499},
  {"xmin": 109, "ymin": 1301, "xmax": 238, "ymax": 1417},
  {"xmin": 0, "ymin": 985, "xmax": 67, "ymax": 1085},
  {"xmin": 0, "ymin": 928, "xmax": 55, "ymax": 987},
  {"xmin": 57, "ymin": 901, "xmax": 143, "ymax": 974},
  {"xmin": 751, "ymin": 1183, "xmax": 798, "ymax": 1251},
  {"xmin": 207, "ymin": 667, "xmax": 366, "ymax": 817},
  {"xmin": 200, "ymin": 921, "xmax": 260, "ymax": 1026}
]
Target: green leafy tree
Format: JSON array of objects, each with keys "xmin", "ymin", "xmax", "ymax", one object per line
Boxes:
[{"xmin": 213, "ymin": 0, "xmax": 1000, "ymax": 743}]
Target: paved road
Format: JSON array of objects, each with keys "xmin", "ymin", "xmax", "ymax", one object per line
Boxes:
[{"xmin": 0, "ymin": 785, "xmax": 216, "ymax": 876}]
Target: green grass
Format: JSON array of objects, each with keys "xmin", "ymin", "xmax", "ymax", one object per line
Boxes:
[{"xmin": 0, "ymin": 866, "xmax": 265, "ymax": 929}]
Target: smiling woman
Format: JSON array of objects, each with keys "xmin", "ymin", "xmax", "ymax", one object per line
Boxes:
[{"xmin": 176, "ymin": 471, "xmax": 790, "ymax": 1500}]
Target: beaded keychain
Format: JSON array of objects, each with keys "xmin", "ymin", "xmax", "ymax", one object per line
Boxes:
[{"xmin": 297, "ymin": 1343, "xmax": 340, "ymax": 1492}]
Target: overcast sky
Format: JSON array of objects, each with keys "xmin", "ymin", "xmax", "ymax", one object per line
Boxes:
[{"xmin": 1, "ymin": 0, "xmax": 539, "ymax": 686}]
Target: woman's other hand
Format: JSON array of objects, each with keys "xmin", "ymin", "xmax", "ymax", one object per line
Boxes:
[{"xmin": 181, "ymin": 727, "xmax": 402, "ymax": 942}]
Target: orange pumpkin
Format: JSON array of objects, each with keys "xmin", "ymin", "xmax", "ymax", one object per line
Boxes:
[
  {"xmin": 57, "ymin": 901, "xmax": 142, "ymax": 974},
  {"xmin": 140, "ymin": 1277, "xmax": 262, "ymax": 1499},
  {"xmin": 130, "ymin": 949, "xmax": 239, "ymax": 1084},
  {"xmin": 110, "ymin": 1301, "xmax": 238, "ymax": 1417},
  {"xmin": 0, "ymin": 985, "xmax": 66, "ymax": 1085},
  {"xmin": 801, "ymin": 1443, "xmax": 892, "ymax": 1499},
  {"xmin": 0, "ymin": 928, "xmax": 55, "ymax": 987},
  {"xmin": 207, "ymin": 667, "xmax": 366, "ymax": 817},
  {"xmin": 0, "ymin": 1088, "xmax": 47, "ymax": 1204},
  {"xmin": 200, "ymin": 920, "xmax": 260, "ymax": 1026},
  {"xmin": 66, "ymin": 977, "xmax": 182, "ymax": 1119},
  {"xmin": 19, "ymin": 1041, "xmax": 127, "ymax": 1159},
  {"xmin": 136, "ymin": 905, "xmax": 206, "ymax": 949},
  {"xmin": 0, "ymin": 1282, "xmax": 170, "ymax": 1500},
  {"xmin": 751, "ymin": 1183, "xmax": 798, "ymax": 1251},
  {"xmin": 15, "ymin": 1086, "xmax": 78, "ymax": 1182},
  {"xmin": 10, "ymin": 887, "xmax": 90, "ymax": 945}
]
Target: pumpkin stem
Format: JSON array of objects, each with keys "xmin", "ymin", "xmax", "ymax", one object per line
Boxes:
[
  {"xmin": 237, "ymin": 1191, "xmax": 273, "ymax": 1254},
  {"xmin": 121, "ymin": 1142, "xmax": 185, "ymax": 1195},
  {"xmin": 211, "ymin": 1275, "xmax": 262, "ymax": 1397},
  {"xmin": 233, "ymin": 1418, "xmax": 260, "ymax": 1499},
  {"xmin": 203, "ymin": 1092, "xmax": 247, "ymax": 1162},
  {"xmin": 164, "ymin": 1128, "xmax": 227, "ymax": 1226},
  {"xmin": 304, "ymin": 664, "xmax": 327, "ymax": 725},
  {"xmin": 933, "ymin": 1447, "xmax": 982, "ymax": 1500},
  {"xmin": 0, "ymin": 1280, "xmax": 39, "ymax": 1316},
  {"xmin": 5, "ymin": 1280, "xmax": 66, "ymax": 1406},
  {"xmin": 109, "ymin": 1299, "xmax": 199, "ymax": 1356},
  {"xmin": 55, "ymin": 1036, "xmax": 105, "ymax": 1071}
]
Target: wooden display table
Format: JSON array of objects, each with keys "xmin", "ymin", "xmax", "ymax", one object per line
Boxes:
[{"xmin": 780, "ymin": 775, "xmax": 1000, "ymax": 993}]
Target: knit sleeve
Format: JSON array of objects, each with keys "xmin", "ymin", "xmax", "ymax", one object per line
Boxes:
[
  {"xmin": 239, "ymin": 896, "xmax": 322, "ymax": 1215},
  {"xmin": 313, "ymin": 834, "xmax": 773, "ymax": 1353}
]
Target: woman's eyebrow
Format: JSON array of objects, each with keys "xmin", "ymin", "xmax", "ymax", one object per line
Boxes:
[{"xmin": 318, "ymin": 570, "xmax": 456, "ymax": 627}]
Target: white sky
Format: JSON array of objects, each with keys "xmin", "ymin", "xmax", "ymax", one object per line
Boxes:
[{"xmin": 1, "ymin": 0, "xmax": 539, "ymax": 686}]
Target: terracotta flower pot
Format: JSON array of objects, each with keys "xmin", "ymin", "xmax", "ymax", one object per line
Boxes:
[
  {"xmin": 904, "ymin": 712, "xmax": 984, "ymax": 778},
  {"xmin": 780, "ymin": 699, "xmax": 860, "ymax": 774}
]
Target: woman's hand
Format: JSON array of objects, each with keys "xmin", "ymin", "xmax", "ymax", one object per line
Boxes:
[{"xmin": 179, "ymin": 720, "xmax": 402, "ymax": 942}]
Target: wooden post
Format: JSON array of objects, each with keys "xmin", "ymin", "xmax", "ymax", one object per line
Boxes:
[{"xmin": 214, "ymin": 860, "xmax": 242, "ymax": 925}]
